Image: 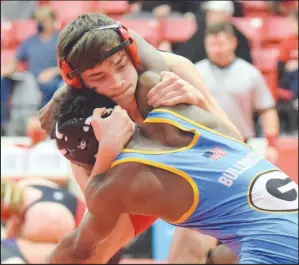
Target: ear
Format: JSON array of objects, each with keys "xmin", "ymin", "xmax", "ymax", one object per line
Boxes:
[{"xmin": 231, "ymin": 35, "xmax": 238, "ymax": 51}]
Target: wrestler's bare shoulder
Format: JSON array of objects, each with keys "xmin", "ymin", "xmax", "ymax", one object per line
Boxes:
[
  {"xmin": 157, "ymin": 104, "xmax": 234, "ymax": 138},
  {"xmin": 159, "ymin": 51, "xmax": 192, "ymax": 71}
]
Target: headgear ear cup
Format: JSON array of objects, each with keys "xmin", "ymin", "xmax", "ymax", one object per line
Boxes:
[
  {"xmin": 118, "ymin": 25, "xmax": 140, "ymax": 69},
  {"xmin": 55, "ymin": 117, "xmax": 99, "ymax": 166},
  {"xmin": 58, "ymin": 24, "xmax": 140, "ymax": 89},
  {"xmin": 57, "ymin": 56, "xmax": 83, "ymax": 88}
]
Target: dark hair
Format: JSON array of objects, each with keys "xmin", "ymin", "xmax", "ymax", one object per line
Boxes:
[
  {"xmin": 57, "ymin": 13, "xmax": 121, "ymax": 72},
  {"xmin": 50, "ymin": 87, "xmax": 117, "ymax": 139},
  {"xmin": 205, "ymin": 22, "xmax": 235, "ymax": 37}
]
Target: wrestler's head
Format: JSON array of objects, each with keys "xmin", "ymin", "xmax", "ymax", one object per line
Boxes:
[
  {"xmin": 57, "ymin": 13, "xmax": 137, "ymax": 109},
  {"xmin": 57, "ymin": 13, "xmax": 168, "ymax": 110},
  {"xmin": 50, "ymin": 88, "xmax": 117, "ymax": 166}
]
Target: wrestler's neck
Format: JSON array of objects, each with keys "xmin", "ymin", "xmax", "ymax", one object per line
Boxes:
[{"xmin": 126, "ymin": 99, "xmax": 144, "ymax": 125}]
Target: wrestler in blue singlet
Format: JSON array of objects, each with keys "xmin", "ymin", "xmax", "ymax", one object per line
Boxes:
[{"xmin": 113, "ymin": 108, "xmax": 298, "ymax": 264}]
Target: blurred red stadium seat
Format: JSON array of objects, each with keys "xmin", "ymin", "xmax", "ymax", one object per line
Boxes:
[
  {"xmin": 252, "ymin": 48, "xmax": 280, "ymax": 100},
  {"xmin": 118, "ymin": 18, "xmax": 162, "ymax": 47},
  {"xmin": 279, "ymin": 0, "xmax": 298, "ymax": 16},
  {"xmin": 37, "ymin": 0, "xmax": 51, "ymax": 6},
  {"xmin": 12, "ymin": 19, "xmax": 37, "ymax": 45},
  {"xmin": 93, "ymin": 1, "xmax": 131, "ymax": 15},
  {"xmin": 233, "ymin": 17, "xmax": 265, "ymax": 48},
  {"xmin": 1, "ymin": 20, "xmax": 17, "ymax": 49},
  {"xmin": 252, "ymin": 48, "xmax": 280, "ymax": 71},
  {"xmin": 48, "ymin": 1, "xmax": 93, "ymax": 25},
  {"xmin": 263, "ymin": 16, "xmax": 294, "ymax": 48},
  {"xmin": 241, "ymin": 1, "xmax": 272, "ymax": 17},
  {"xmin": 160, "ymin": 17, "xmax": 197, "ymax": 43}
]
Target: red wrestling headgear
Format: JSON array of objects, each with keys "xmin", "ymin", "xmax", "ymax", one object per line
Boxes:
[{"xmin": 57, "ymin": 23, "xmax": 140, "ymax": 89}]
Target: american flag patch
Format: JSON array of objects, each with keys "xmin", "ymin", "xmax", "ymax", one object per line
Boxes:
[{"xmin": 203, "ymin": 146, "xmax": 227, "ymax": 161}]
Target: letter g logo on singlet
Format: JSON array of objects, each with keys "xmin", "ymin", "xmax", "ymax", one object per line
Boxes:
[{"xmin": 248, "ymin": 170, "xmax": 298, "ymax": 212}]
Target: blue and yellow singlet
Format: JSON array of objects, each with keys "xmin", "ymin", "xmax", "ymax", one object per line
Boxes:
[{"xmin": 112, "ymin": 108, "xmax": 298, "ymax": 263}]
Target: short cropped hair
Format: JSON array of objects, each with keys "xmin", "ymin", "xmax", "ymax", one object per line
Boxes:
[
  {"xmin": 50, "ymin": 87, "xmax": 116, "ymax": 139},
  {"xmin": 205, "ymin": 22, "xmax": 235, "ymax": 37}
]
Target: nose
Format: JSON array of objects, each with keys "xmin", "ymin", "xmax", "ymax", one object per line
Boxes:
[
  {"xmin": 110, "ymin": 79, "xmax": 125, "ymax": 92},
  {"xmin": 111, "ymin": 70, "xmax": 124, "ymax": 84}
]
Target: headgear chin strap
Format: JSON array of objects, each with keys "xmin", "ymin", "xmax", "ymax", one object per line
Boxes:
[
  {"xmin": 55, "ymin": 116, "xmax": 99, "ymax": 166},
  {"xmin": 58, "ymin": 23, "xmax": 140, "ymax": 89}
]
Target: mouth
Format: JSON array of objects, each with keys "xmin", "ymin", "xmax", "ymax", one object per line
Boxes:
[{"xmin": 112, "ymin": 85, "xmax": 132, "ymax": 101}]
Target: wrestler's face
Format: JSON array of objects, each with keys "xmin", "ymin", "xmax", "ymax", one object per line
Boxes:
[
  {"xmin": 81, "ymin": 50, "xmax": 138, "ymax": 109},
  {"xmin": 205, "ymin": 32, "xmax": 237, "ymax": 67}
]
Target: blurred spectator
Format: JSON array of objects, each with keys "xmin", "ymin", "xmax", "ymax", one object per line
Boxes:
[
  {"xmin": 1, "ymin": 0, "xmax": 37, "ymax": 21},
  {"xmin": 128, "ymin": 1, "xmax": 201, "ymax": 20},
  {"xmin": 127, "ymin": 1, "xmax": 202, "ymax": 52},
  {"xmin": 174, "ymin": 1, "xmax": 252, "ymax": 64},
  {"xmin": 269, "ymin": 1, "xmax": 298, "ymax": 16},
  {"xmin": 1, "ymin": 73, "xmax": 41, "ymax": 136},
  {"xmin": 2, "ymin": 6, "xmax": 62, "ymax": 107},
  {"xmin": 1, "ymin": 6, "xmax": 62, "ymax": 136},
  {"xmin": 278, "ymin": 10, "xmax": 298, "ymax": 100},
  {"xmin": 276, "ymin": 10, "xmax": 298, "ymax": 134},
  {"xmin": 195, "ymin": 23, "xmax": 280, "ymax": 163}
]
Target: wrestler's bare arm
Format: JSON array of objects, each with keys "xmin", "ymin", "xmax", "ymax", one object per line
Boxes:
[
  {"xmin": 47, "ymin": 166, "xmax": 127, "ymax": 263},
  {"xmin": 48, "ymin": 163, "xmax": 175, "ymax": 263}
]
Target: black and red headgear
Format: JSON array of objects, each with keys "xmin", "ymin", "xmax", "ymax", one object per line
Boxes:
[
  {"xmin": 55, "ymin": 107, "xmax": 112, "ymax": 166},
  {"xmin": 57, "ymin": 23, "xmax": 140, "ymax": 89},
  {"xmin": 55, "ymin": 116, "xmax": 99, "ymax": 166}
]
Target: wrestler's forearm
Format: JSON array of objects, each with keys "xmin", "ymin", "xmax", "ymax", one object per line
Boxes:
[
  {"xmin": 47, "ymin": 231, "xmax": 82, "ymax": 264},
  {"xmin": 259, "ymin": 108, "xmax": 280, "ymax": 138},
  {"xmin": 90, "ymin": 145, "xmax": 118, "ymax": 178}
]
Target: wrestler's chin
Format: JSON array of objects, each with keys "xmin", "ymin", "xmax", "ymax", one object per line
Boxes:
[{"xmin": 116, "ymin": 86, "xmax": 135, "ymax": 107}]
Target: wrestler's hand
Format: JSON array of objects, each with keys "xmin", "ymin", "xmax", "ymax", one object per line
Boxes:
[
  {"xmin": 91, "ymin": 106, "xmax": 135, "ymax": 147},
  {"xmin": 90, "ymin": 106, "xmax": 135, "ymax": 175},
  {"xmin": 147, "ymin": 71, "xmax": 205, "ymax": 108}
]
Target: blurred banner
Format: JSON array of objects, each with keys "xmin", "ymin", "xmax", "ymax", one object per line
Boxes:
[{"xmin": 1, "ymin": 137, "xmax": 72, "ymax": 186}]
